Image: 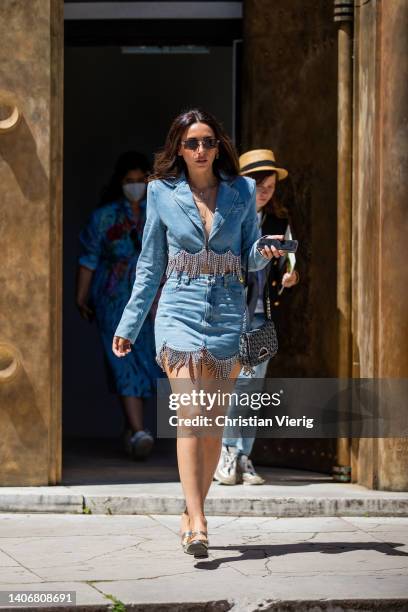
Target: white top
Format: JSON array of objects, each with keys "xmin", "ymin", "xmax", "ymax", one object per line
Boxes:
[{"xmin": 254, "ymin": 211, "xmax": 265, "ymax": 314}]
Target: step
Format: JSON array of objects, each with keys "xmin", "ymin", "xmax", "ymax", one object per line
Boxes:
[{"xmin": 1, "ymin": 479, "xmax": 408, "ymax": 517}]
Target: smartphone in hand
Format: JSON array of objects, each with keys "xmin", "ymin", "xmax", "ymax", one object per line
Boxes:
[{"xmin": 257, "ymin": 236, "xmax": 298, "ymax": 253}]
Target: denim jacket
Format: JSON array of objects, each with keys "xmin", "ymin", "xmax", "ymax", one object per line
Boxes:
[{"xmin": 114, "ymin": 170, "xmax": 270, "ymax": 343}]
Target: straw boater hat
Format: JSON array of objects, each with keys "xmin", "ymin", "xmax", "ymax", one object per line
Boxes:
[{"xmin": 239, "ymin": 149, "xmax": 288, "ymax": 181}]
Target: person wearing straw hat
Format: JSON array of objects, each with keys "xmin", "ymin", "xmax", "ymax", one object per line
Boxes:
[{"xmin": 214, "ymin": 149, "xmax": 299, "ymax": 485}]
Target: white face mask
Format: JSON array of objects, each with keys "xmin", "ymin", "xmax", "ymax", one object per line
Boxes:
[{"xmin": 123, "ymin": 182, "xmax": 146, "ymax": 202}]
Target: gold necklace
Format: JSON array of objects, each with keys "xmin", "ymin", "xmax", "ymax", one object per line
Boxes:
[
  {"xmin": 189, "ymin": 180, "xmax": 218, "ymax": 204},
  {"xmin": 198, "ymin": 204, "xmax": 214, "ymax": 227},
  {"xmin": 191, "ymin": 191, "xmax": 216, "ymax": 228}
]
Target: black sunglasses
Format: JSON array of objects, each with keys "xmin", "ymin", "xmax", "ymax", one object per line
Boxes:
[{"xmin": 181, "ymin": 137, "xmax": 220, "ymax": 151}]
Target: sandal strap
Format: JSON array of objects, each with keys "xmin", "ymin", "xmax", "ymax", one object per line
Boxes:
[{"xmin": 191, "ymin": 530, "xmax": 208, "ymax": 537}]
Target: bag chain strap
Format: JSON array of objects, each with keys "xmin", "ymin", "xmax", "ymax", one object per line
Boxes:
[{"xmin": 242, "ymin": 251, "xmax": 273, "ymax": 333}]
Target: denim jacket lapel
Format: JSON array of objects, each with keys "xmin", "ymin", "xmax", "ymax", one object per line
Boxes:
[
  {"xmin": 209, "ymin": 178, "xmax": 239, "ymax": 242},
  {"xmin": 173, "ymin": 179, "xmax": 204, "ymax": 239}
]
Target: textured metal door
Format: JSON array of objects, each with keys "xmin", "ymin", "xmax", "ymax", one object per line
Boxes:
[{"xmin": 0, "ymin": 0, "xmax": 63, "ymax": 485}]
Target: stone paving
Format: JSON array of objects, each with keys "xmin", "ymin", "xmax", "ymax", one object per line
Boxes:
[{"xmin": 0, "ymin": 513, "xmax": 407, "ymax": 610}]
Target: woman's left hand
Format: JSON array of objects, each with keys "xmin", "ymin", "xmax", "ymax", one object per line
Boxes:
[
  {"xmin": 282, "ymin": 270, "xmax": 299, "ymax": 288},
  {"xmin": 112, "ymin": 335, "xmax": 132, "ymax": 357}
]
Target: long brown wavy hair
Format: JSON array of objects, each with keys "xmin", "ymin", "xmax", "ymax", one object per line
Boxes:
[
  {"xmin": 247, "ymin": 169, "xmax": 289, "ymax": 218},
  {"xmin": 149, "ymin": 108, "xmax": 240, "ymax": 181}
]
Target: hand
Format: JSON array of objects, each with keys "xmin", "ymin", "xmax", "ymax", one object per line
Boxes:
[
  {"xmin": 258, "ymin": 234, "xmax": 286, "ymax": 259},
  {"xmin": 112, "ymin": 335, "xmax": 132, "ymax": 357},
  {"xmin": 76, "ymin": 300, "xmax": 94, "ymax": 322},
  {"xmin": 282, "ymin": 270, "xmax": 299, "ymax": 288}
]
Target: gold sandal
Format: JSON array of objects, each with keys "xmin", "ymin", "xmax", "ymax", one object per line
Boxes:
[
  {"xmin": 180, "ymin": 505, "xmax": 192, "ymax": 552},
  {"xmin": 184, "ymin": 530, "xmax": 209, "ymax": 557},
  {"xmin": 181, "ymin": 529, "xmax": 193, "ymax": 551}
]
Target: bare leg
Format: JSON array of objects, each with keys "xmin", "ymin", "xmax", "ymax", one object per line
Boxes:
[
  {"xmin": 177, "ymin": 435, "xmax": 205, "ymax": 534},
  {"xmin": 164, "ymin": 356, "xmax": 206, "ymax": 536},
  {"xmin": 120, "ymin": 395, "xmax": 144, "ymax": 432},
  {"xmin": 198, "ymin": 360, "xmax": 242, "ymax": 503},
  {"xmin": 163, "ymin": 354, "xmax": 242, "ymax": 540}
]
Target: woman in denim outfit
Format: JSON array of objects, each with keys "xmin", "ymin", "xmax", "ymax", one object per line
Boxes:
[
  {"xmin": 112, "ymin": 110, "xmax": 285, "ymax": 557},
  {"xmin": 215, "ymin": 149, "xmax": 300, "ymax": 486}
]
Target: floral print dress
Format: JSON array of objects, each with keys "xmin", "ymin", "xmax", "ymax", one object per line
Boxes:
[{"xmin": 78, "ymin": 196, "xmax": 162, "ymax": 397}]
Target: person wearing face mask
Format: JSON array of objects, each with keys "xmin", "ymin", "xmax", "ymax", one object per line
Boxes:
[
  {"xmin": 76, "ymin": 151, "xmax": 162, "ymax": 459},
  {"xmin": 214, "ymin": 149, "xmax": 300, "ymax": 485}
]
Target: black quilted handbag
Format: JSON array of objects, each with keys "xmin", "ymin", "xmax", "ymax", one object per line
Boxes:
[{"xmin": 239, "ymin": 260, "xmax": 278, "ymax": 375}]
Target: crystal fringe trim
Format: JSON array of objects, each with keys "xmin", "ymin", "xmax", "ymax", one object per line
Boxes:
[
  {"xmin": 156, "ymin": 341, "xmax": 241, "ymax": 380},
  {"xmin": 165, "ymin": 248, "xmax": 242, "ymax": 279}
]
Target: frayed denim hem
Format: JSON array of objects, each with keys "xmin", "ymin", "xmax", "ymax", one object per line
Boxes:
[{"xmin": 156, "ymin": 341, "xmax": 241, "ymax": 381}]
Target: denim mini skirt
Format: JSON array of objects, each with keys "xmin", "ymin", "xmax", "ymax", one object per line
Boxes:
[{"xmin": 154, "ymin": 270, "xmax": 246, "ymax": 379}]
